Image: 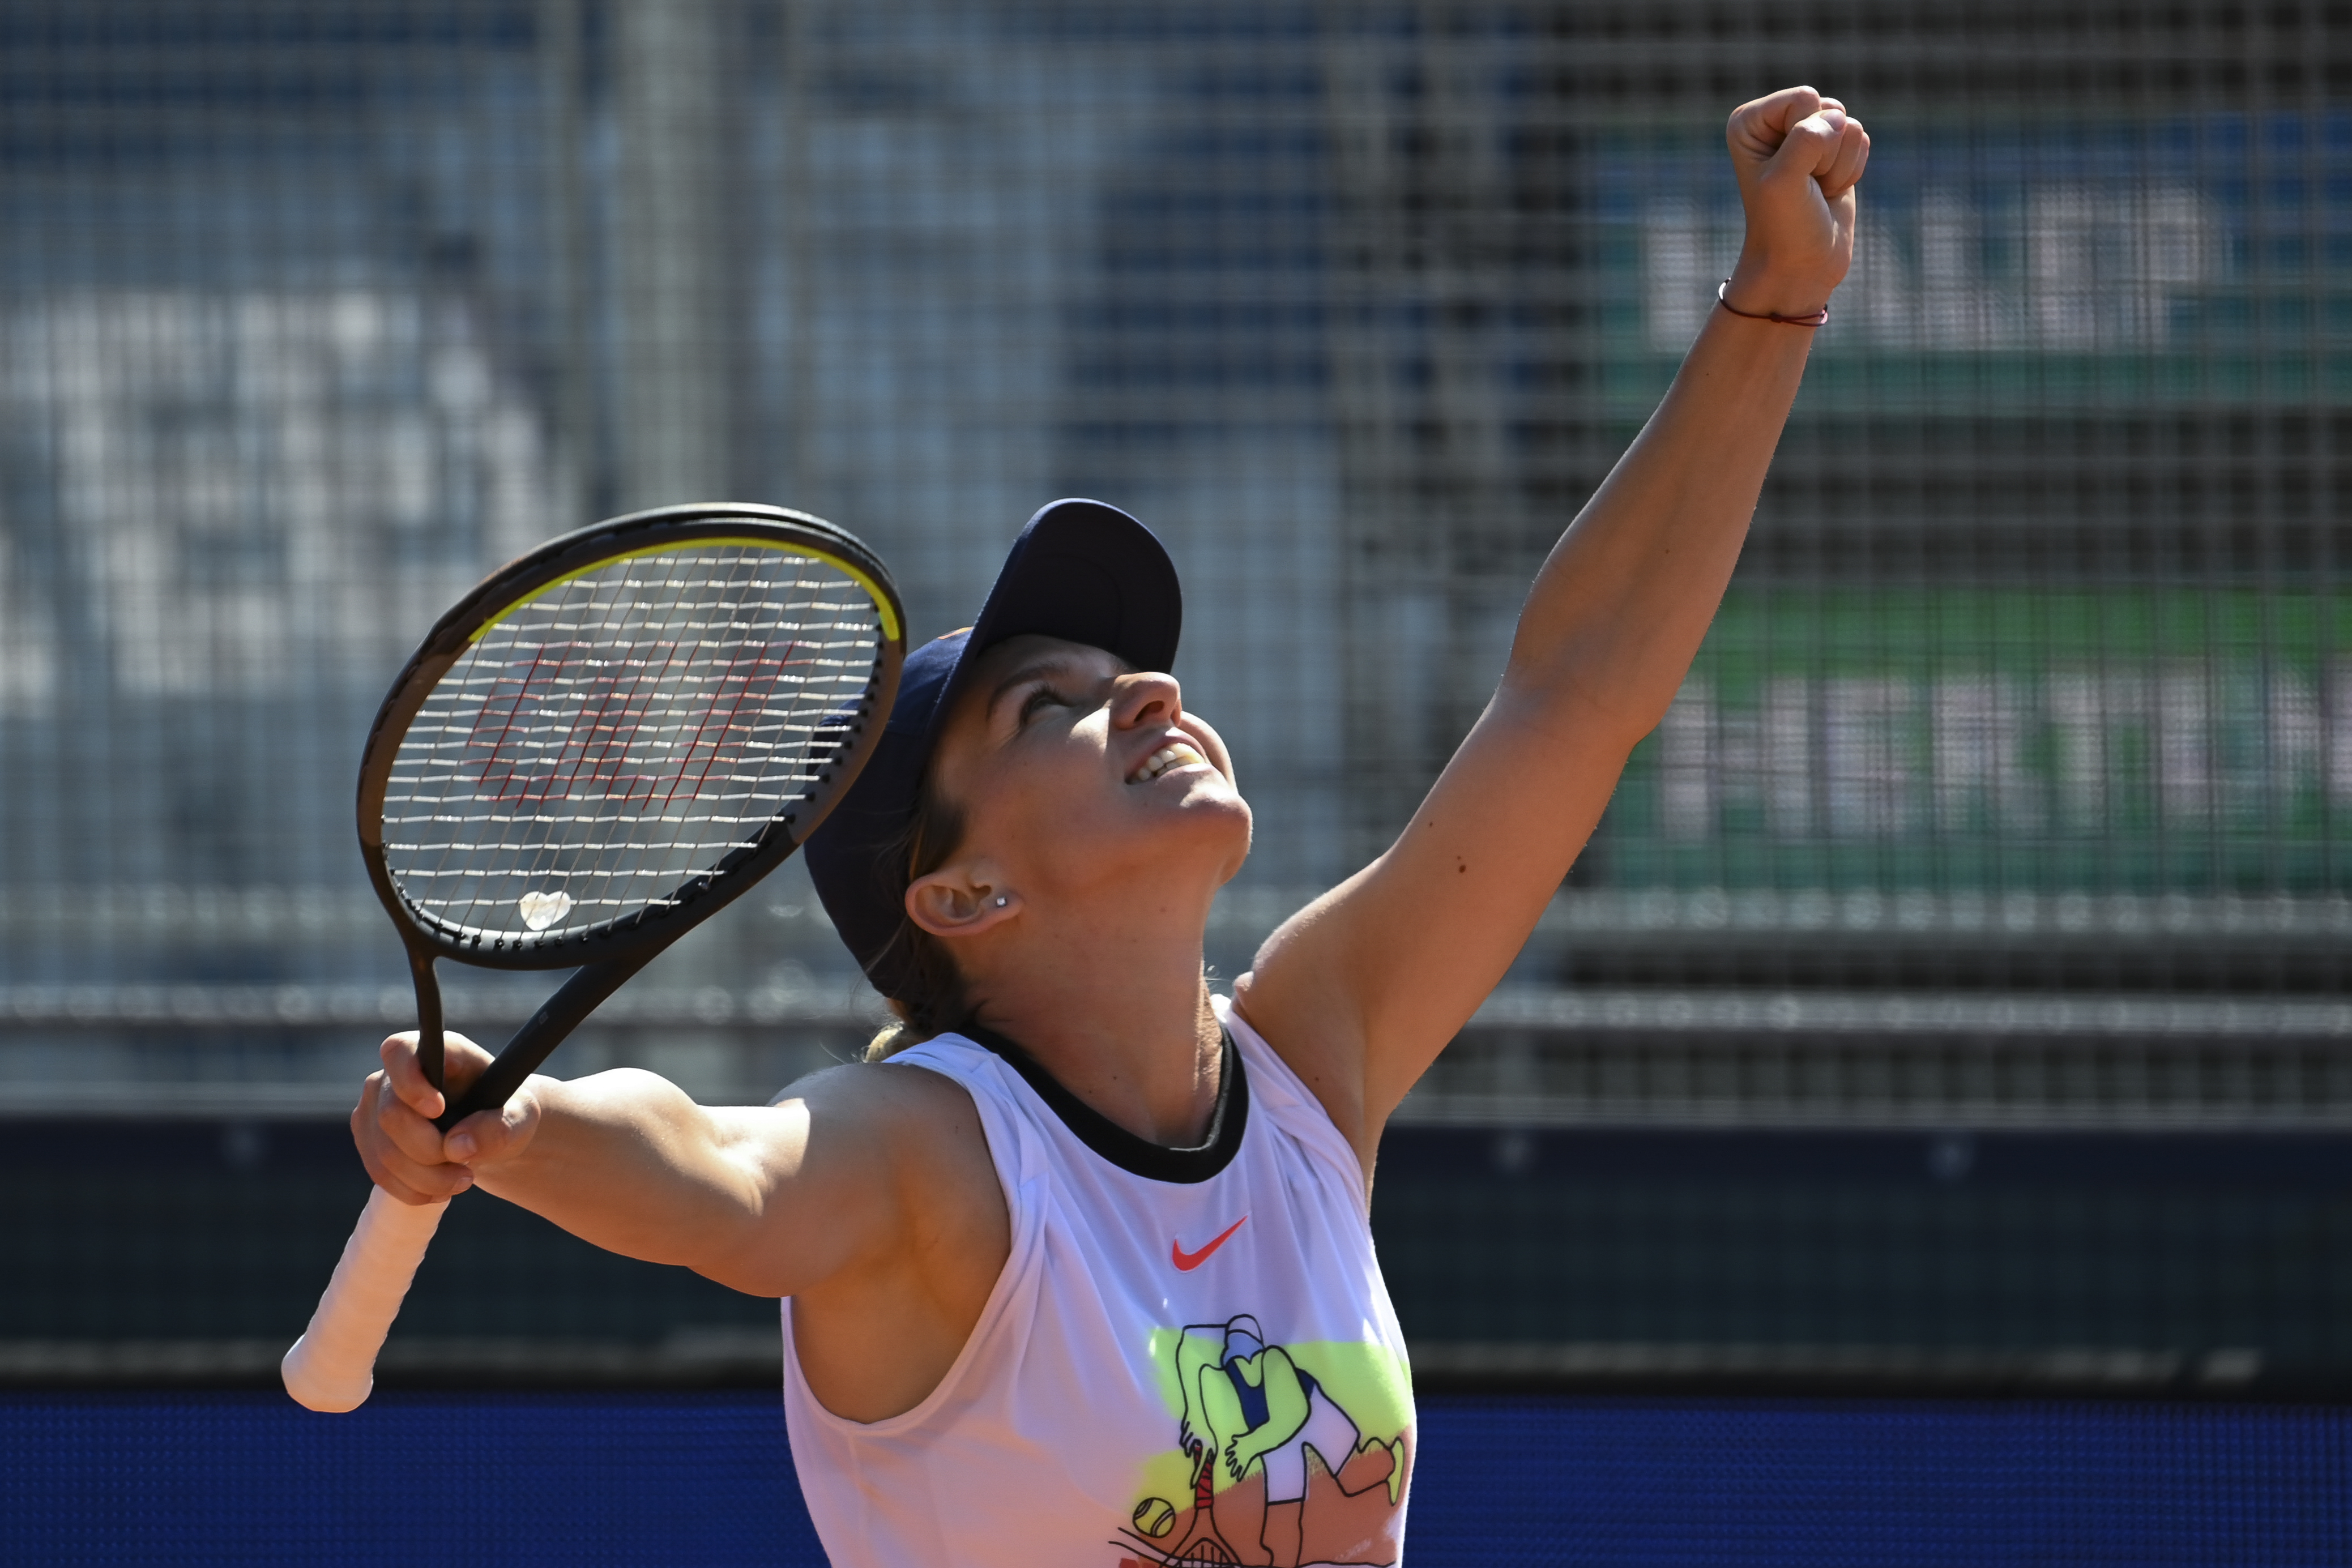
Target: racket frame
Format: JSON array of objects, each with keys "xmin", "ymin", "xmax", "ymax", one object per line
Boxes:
[{"xmin": 354, "ymin": 502, "xmax": 904, "ymax": 1128}]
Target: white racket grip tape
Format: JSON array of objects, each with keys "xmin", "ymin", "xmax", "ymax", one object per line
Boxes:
[{"xmin": 281, "ymin": 1186, "xmax": 449, "ymax": 1412}]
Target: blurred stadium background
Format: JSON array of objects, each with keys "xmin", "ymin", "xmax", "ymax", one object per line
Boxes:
[{"xmin": 2, "ymin": 0, "xmax": 2349, "ymax": 1454}]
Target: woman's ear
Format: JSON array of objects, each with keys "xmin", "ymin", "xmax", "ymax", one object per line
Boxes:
[{"xmin": 905, "ymin": 864, "xmax": 1019, "ymax": 940}]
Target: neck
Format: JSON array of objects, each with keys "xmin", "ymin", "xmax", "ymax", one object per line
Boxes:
[{"xmin": 961, "ymin": 890, "xmax": 1224, "ymax": 1147}]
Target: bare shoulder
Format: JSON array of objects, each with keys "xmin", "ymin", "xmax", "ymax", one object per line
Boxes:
[
  {"xmin": 783, "ymin": 1054, "xmax": 1001, "ymax": 1202},
  {"xmin": 714, "ymin": 1050, "xmax": 1004, "ymax": 1305},
  {"xmin": 786, "ymin": 1050, "xmax": 987, "ymax": 1121}
]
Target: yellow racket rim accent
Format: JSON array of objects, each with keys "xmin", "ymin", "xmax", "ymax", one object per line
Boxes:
[{"xmin": 469, "ymin": 536, "xmax": 902, "ymax": 646}]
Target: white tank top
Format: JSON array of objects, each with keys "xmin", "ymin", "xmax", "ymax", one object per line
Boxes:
[{"xmin": 780, "ymin": 995, "xmax": 1416, "ymax": 1567}]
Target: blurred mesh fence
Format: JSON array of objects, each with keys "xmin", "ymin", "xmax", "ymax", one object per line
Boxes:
[{"xmin": 0, "ymin": 2, "xmax": 2347, "ymax": 1382}]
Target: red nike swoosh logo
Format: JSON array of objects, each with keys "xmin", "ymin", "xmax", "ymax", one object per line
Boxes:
[{"xmin": 1172, "ymin": 1216, "xmax": 1247, "ymax": 1271}]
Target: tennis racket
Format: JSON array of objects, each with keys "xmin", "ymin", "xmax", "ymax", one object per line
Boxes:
[{"xmin": 282, "ymin": 503, "xmax": 904, "ymax": 1412}]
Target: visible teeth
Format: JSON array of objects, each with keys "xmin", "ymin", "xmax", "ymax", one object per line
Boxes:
[{"xmin": 1135, "ymin": 744, "xmax": 1205, "ymax": 784}]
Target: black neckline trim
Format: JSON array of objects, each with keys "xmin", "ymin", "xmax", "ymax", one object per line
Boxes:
[{"xmin": 961, "ymin": 1023, "xmax": 1247, "ymax": 1185}]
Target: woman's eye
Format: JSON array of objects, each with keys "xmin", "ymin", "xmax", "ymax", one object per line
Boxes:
[{"xmin": 1018, "ymin": 686, "xmax": 1064, "ymax": 724}]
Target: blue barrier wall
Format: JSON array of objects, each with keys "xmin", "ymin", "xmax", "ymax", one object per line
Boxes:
[{"xmin": 4, "ymin": 1394, "xmax": 2344, "ymax": 1565}]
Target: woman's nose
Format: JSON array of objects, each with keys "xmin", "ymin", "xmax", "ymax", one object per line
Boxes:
[{"xmin": 1111, "ymin": 669, "xmax": 1183, "ymax": 729}]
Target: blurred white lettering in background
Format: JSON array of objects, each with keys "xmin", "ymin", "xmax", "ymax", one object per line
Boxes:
[
  {"xmin": 0, "ymin": 290, "xmax": 571, "ymax": 711},
  {"xmin": 1657, "ymin": 666, "xmax": 2351, "ymax": 841},
  {"xmin": 1646, "ymin": 184, "xmax": 2221, "ymax": 351}
]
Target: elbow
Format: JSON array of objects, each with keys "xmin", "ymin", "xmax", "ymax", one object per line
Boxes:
[{"xmin": 1492, "ymin": 656, "xmax": 1669, "ymax": 757}]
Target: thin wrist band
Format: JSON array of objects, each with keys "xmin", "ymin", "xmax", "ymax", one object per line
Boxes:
[{"xmin": 1717, "ymin": 280, "xmax": 1828, "ymax": 326}]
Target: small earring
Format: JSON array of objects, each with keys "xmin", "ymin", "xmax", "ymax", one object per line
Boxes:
[{"xmin": 994, "ymin": 896, "xmax": 1009, "ymax": 908}]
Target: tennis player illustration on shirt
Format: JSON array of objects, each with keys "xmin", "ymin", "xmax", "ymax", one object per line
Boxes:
[{"xmin": 1119, "ymin": 1314, "xmax": 1409, "ymax": 1567}]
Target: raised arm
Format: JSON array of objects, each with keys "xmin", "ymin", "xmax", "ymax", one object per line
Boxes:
[{"xmin": 1236, "ymin": 87, "xmax": 1869, "ymax": 1157}]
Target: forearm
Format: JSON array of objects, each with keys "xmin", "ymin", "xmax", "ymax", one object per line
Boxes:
[
  {"xmin": 1507, "ymin": 87, "xmax": 1866, "ymax": 742},
  {"xmin": 467, "ymin": 1068, "xmax": 777, "ymax": 1272},
  {"xmin": 1505, "ymin": 306, "xmax": 1811, "ymax": 741}
]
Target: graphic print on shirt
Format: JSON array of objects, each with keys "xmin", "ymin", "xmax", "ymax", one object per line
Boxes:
[{"xmin": 1114, "ymin": 1314, "xmax": 1411, "ymax": 1567}]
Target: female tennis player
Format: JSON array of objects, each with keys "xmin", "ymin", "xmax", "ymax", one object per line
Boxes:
[{"xmin": 354, "ymin": 87, "xmax": 1866, "ymax": 1566}]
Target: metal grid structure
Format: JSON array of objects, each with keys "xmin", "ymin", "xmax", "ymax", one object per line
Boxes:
[{"xmin": 0, "ymin": 3, "xmax": 2345, "ymax": 1136}]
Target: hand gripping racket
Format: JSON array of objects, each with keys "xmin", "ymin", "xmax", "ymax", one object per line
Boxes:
[{"xmin": 283, "ymin": 503, "xmax": 903, "ymax": 1412}]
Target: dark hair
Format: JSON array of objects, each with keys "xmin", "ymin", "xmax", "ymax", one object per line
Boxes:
[{"xmin": 863, "ymin": 768, "xmax": 973, "ymax": 1061}]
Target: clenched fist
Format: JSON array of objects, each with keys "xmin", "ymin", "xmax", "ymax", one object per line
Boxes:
[
  {"xmin": 1722, "ymin": 86, "xmax": 1871, "ymax": 321},
  {"xmin": 352, "ymin": 1029, "xmax": 545, "ymax": 1205}
]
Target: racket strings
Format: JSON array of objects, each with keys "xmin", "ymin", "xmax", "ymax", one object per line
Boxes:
[{"xmin": 381, "ymin": 548, "xmax": 883, "ymax": 942}]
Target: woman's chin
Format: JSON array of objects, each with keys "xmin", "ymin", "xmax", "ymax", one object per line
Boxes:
[
  {"xmin": 1170, "ymin": 766, "xmax": 1250, "ymax": 817},
  {"xmin": 1203, "ymin": 809, "xmax": 1256, "ymax": 888},
  {"xmin": 1177, "ymin": 786, "xmax": 1253, "ymax": 852}
]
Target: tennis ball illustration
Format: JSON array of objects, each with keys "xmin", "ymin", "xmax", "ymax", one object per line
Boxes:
[{"xmin": 1132, "ymin": 1497, "xmax": 1176, "ymax": 1537}]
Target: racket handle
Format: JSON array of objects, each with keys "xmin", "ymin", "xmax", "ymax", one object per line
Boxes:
[{"xmin": 281, "ymin": 1186, "xmax": 449, "ymax": 1412}]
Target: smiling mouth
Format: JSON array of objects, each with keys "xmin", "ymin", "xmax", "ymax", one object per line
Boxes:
[{"xmin": 1129, "ymin": 742, "xmax": 1207, "ymax": 784}]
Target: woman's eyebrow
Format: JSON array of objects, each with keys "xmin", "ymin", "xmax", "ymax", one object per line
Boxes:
[{"xmin": 985, "ymin": 656, "xmax": 1085, "ymax": 716}]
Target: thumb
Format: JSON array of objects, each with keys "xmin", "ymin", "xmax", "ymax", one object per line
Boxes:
[{"xmin": 442, "ymin": 1085, "xmax": 540, "ymax": 1165}]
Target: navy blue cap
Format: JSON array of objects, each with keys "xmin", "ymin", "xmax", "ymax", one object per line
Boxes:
[{"xmin": 804, "ymin": 499, "xmax": 1181, "ymax": 998}]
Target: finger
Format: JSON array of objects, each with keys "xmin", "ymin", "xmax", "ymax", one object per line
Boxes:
[
  {"xmin": 428, "ymin": 1031, "xmax": 499, "ymax": 1116},
  {"xmin": 368, "ymin": 1139, "xmax": 476, "ymax": 1202},
  {"xmin": 368, "ymin": 1158, "xmax": 471, "ymax": 1206},
  {"xmin": 1727, "ymin": 85, "xmax": 1822, "ymax": 161},
  {"xmin": 1822, "ymin": 120, "xmax": 1871, "ymax": 197},
  {"xmin": 442, "ymin": 1095, "xmax": 536, "ymax": 1165},
  {"xmin": 439, "ymin": 1031, "xmax": 495, "ymax": 1093},
  {"xmin": 351, "ymin": 1079, "xmax": 472, "ymax": 1203},
  {"xmin": 1766, "ymin": 112, "xmax": 1845, "ymax": 181},
  {"xmin": 354, "ymin": 1098, "xmax": 473, "ymax": 1202},
  {"xmin": 381, "ymin": 1032, "xmax": 446, "ymax": 1120},
  {"xmin": 375, "ymin": 1075, "xmax": 463, "ymax": 1169},
  {"xmin": 1751, "ymin": 84, "xmax": 1823, "ymax": 141}
]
